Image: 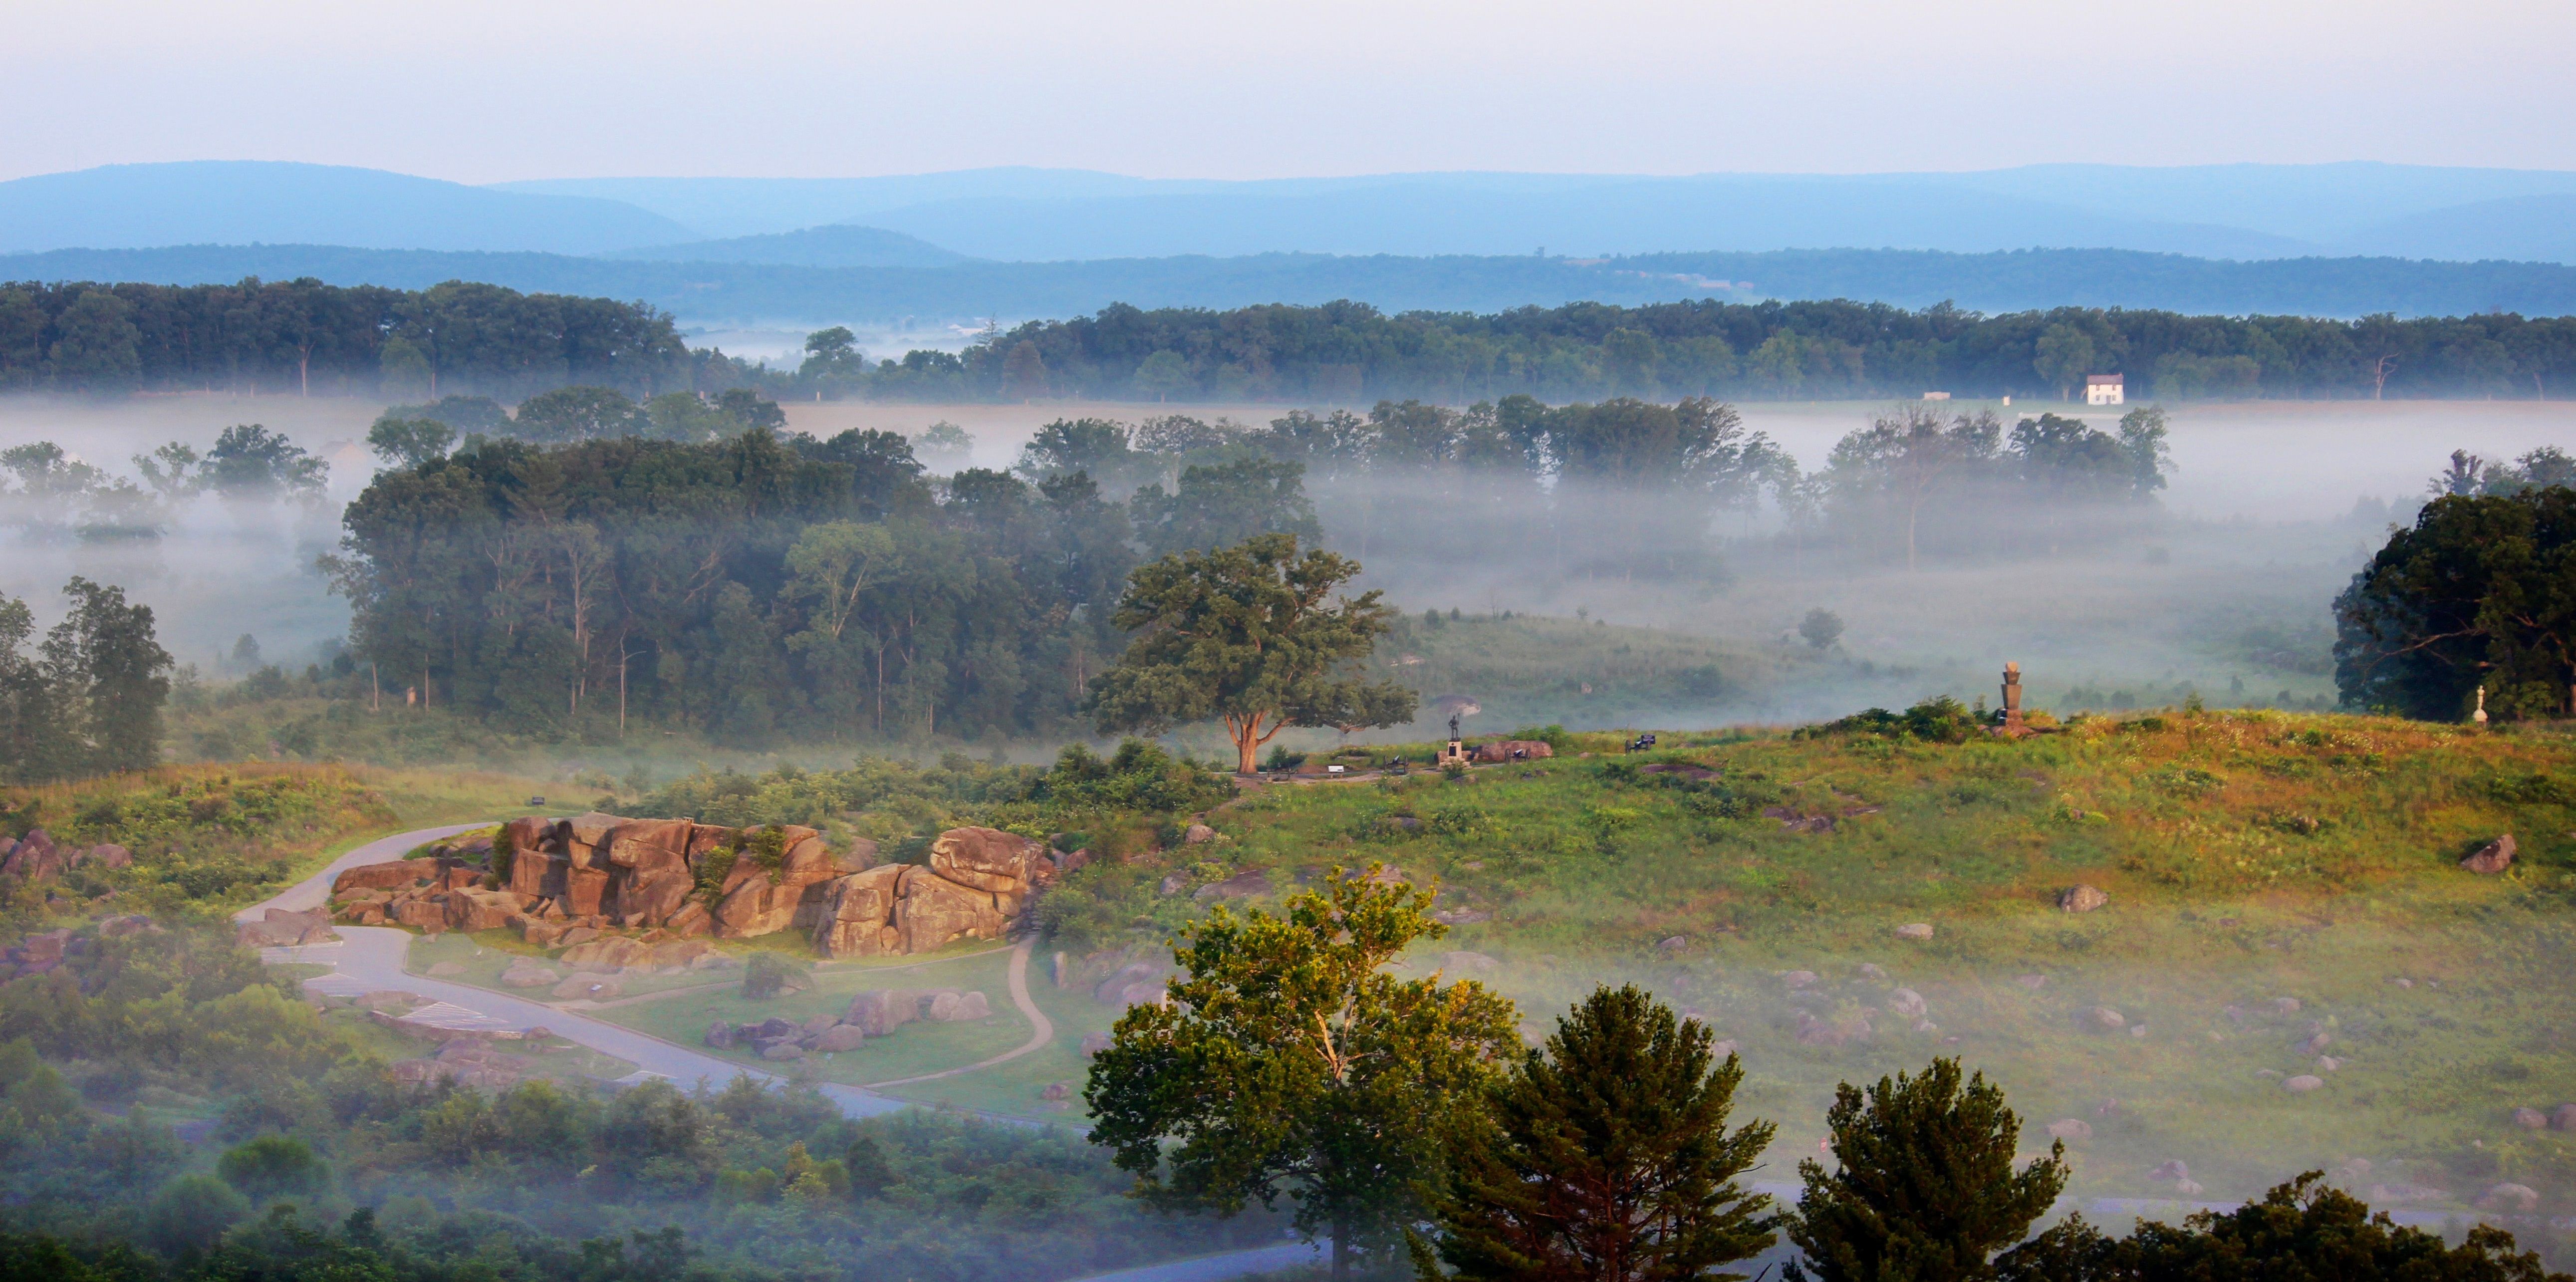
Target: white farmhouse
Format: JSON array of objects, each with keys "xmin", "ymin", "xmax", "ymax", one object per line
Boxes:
[{"xmin": 2085, "ymin": 373, "xmax": 2125, "ymax": 406}]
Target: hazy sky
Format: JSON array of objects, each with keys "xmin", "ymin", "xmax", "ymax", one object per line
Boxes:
[{"xmin": 11, "ymin": 0, "xmax": 2574, "ymax": 183}]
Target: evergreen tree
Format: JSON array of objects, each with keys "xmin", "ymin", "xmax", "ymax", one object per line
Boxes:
[
  {"xmin": 1784, "ymin": 1058, "xmax": 2066, "ymax": 1282},
  {"xmin": 1414, "ymin": 984, "xmax": 1778, "ymax": 1282}
]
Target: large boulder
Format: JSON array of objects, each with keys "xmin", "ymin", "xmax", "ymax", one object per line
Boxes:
[
  {"xmin": 843, "ymin": 989, "xmax": 917, "ymax": 1037},
  {"xmin": 897, "ymin": 868, "xmax": 1009, "ymax": 953},
  {"xmin": 2462, "ymin": 834, "xmax": 2517, "ymax": 874},
  {"xmin": 332, "ymin": 860, "xmax": 434, "ymax": 895},
  {"xmin": 811, "ymin": 1025, "xmax": 868, "ymax": 1052},
  {"xmin": 560, "ymin": 936, "xmax": 653, "ymax": 972},
  {"xmin": 562, "ymin": 866, "xmax": 609, "ymax": 918},
  {"xmin": 499, "ymin": 959, "xmax": 561, "ymax": 989},
  {"xmin": 510, "ymin": 846, "xmax": 565, "ymax": 900},
  {"xmin": 603, "ymin": 818, "xmax": 697, "ymax": 924},
  {"xmin": 1472, "ymin": 739, "xmax": 1554, "ymax": 764},
  {"xmin": 563, "ymin": 812, "xmax": 623, "ymax": 866},
  {"xmin": 925, "ymin": 991, "xmax": 991, "ymax": 1022},
  {"xmin": 82, "ymin": 843, "xmax": 133, "ymax": 869},
  {"xmin": 663, "ymin": 901, "xmax": 712, "ymax": 938},
  {"xmin": 2059, "ymin": 884, "xmax": 2111, "ymax": 913},
  {"xmin": 710, "ymin": 825, "xmax": 835, "ymax": 938},
  {"xmin": 0, "ymin": 830, "xmax": 64, "ymax": 881},
  {"xmin": 1094, "ymin": 962, "xmax": 1162, "ymax": 1006},
  {"xmin": 812, "ymin": 865, "xmax": 906, "ymax": 958},
  {"xmin": 441, "ymin": 888, "xmax": 524, "ymax": 933},
  {"xmin": 928, "ymin": 826, "xmax": 1044, "ymax": 894},
  {"xmin": 237, "ymin": 907, "xmax": 336, "ymax": 948}
]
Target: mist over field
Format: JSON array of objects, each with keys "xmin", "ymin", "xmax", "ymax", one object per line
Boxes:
[{"xmin": 7, "ymin": 392, "xmax": 2559, "ymax": 737}]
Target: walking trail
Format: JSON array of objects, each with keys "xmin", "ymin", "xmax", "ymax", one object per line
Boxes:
[{"xmin": 235, "ymin": 823, "xmax": 1368, "ymax": 1281}]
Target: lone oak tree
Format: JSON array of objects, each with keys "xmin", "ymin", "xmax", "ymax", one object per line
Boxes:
[
  {"xmin": 1086, "ymin": 532, "xmax": 1417, "ymax": 773},
  {"xmin": 1085, "ymin": 866, "xmax": 1521, "ymax": 1280}
]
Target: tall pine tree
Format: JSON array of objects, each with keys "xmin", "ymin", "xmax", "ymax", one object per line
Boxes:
[
  {"xmin": 1413, "ymin": 984, "xmax": 1779, "ymax": 1282},
  {"xmin": 1785, "ymin": 1058, "xmax": 2066, "ymax": 1282}
]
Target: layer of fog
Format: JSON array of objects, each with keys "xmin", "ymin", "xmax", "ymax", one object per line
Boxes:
[{"xmin": 5, "ymin": 393, "xmax": 2573, "ymax": 730}]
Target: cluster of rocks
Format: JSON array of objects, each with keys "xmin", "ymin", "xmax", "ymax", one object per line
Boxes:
[
  {"xmin": 327, "ymin": 815, "xmax": 1065, "ymax": 960},
  {"xmin": 0, "ymin": 830, "xmax": 133, "ymax": 881},
  {"xmin": 704, "ymin": 987, "xmax": 993, "ymax": 1059},
  {"xmin": 1, "ymin": 915, "xmax": 160, "ymax": 980},
  {"xmin": 495, "ymin": 936, "xmax": 741, "ymax": 1001},
  {"xmin": 2509, "ymin": 1103, "xmax": 2576, "ymax": 1132},
  {"xmin": 389, "ymin": 1039, "xmax": 538, "ymax": 1092}
]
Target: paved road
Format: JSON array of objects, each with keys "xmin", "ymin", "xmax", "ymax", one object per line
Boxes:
[{"xmin": 244, "ymin": 823, "xmax": 904, "ymax": 1119}]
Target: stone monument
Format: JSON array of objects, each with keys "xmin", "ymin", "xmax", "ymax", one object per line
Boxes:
[
  {"xmin": 1438, "ymin": 714, "xmax": 1468, "ymax": 768},
  {"xmin": 2000, "ymin": 662, "xmax": 2025, "ymax": 734}
]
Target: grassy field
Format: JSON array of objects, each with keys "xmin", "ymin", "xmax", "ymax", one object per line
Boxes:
[
  {"xmin": 1047, "ymin": 712, "xmax": 2576, "ymax": 1216},
  {"xmin": 586, "ymin": 944, "xmax": 1039, "ymax": 1088}
]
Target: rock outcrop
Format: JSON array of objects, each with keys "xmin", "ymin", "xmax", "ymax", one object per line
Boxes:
[
  {"xmin": 808, "ymin": 826, "xmax": 1048, "ymax": 959},
  {"xmin": 0, "ymin": 830, "xmax": 66, "ymax": 882},
  {"xmin": 332, "ymin": 814, "xmax": 1032, "ymax": 962},
  {"xmin": 1472, "ymin": 740, "xmax": 1555, "ymax": 764}
]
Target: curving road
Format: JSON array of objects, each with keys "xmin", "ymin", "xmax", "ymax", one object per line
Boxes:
[
  {"xmin": 242, "ymin": 823, "xmax": 904, "ymax": 1117},
  {"xmin": 237, "ymin": 825, "xmax": 1432, "ymax": 1282}
]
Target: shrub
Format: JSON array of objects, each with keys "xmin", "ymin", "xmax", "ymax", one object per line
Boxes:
[{"xmin": 742, "ymin": 952, "xmax": 812, "ymax": 1000}]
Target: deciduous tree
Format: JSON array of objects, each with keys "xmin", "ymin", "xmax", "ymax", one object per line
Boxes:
[
  {"xmin": 1086, "ymin": 533, "xmax": 1415, "ymax": 773},
  {"xmin": 1087, "ymin": 867, "xmax": 1520, "ymax": 1280}
]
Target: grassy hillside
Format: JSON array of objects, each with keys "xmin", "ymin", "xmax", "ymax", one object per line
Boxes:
[
  {"xmin": 1039, "ymin": 710, "xmax": 2576, "ymax": 1221},
  {"xmin": 0, "ymin": 764, "xmax": 541, "ymax": 924}
]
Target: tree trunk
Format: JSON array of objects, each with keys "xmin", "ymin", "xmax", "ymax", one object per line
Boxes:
[{"xmin": 1330, "ymin": 1208, "xmax": 1350, "ymax": 1282}]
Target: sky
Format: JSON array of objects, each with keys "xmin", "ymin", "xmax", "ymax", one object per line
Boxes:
[{"xmin": 9, "ymin": 0, "xmax": 2576, "ymax": 183}]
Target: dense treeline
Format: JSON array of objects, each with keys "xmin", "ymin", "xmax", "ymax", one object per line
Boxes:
[
  {"xmin": 325, "ymin": 392, "xmax": 2180, "ymax": 747},
  {"xmin": 330, "ymin": 428, "xmax": 1198, "ymax": 747},
  {"xmin": 0, "ymin": 278, "xmax": 699, "ymax": 399},
  {"xmin": 10, "ymin": 277, "xmax": 2576, "ymax": 403},
  {"xmin": 884, "ymin": 298, "xmax": 2576, "ymax": 403}
]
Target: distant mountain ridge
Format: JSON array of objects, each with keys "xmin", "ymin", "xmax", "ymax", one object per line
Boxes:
[
  {"xmin": 0, "ymin": 161, "xmax": 697, "ymax": 256},
  {"xmin": 12, "ymin": 161, "xmax": 2576, "ymax": 266},
  {"xmin": 10, "ymin": 243, "xmax": 2575, "ymax": 324},
  {"xmin": 499, "ymin": 163, "xmax": 2576, "ymax": 263}
]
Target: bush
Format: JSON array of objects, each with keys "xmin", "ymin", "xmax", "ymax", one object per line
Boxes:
[
  {"xmin": 742, "ymin": 952, "xmax": 812, "ymax": 1001},
  {"xmin": 144, "ymin": 1174, "xmax": 250, "ymax": 1254},
  {"xmin": 216, "ymin": 1134, "xmax": 325, "ymax": 1202}
]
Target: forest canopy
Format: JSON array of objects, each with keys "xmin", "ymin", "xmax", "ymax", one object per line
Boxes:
[{"xmin": 6, "ymin": 277, "xmax": 2576, "ymax": 402}]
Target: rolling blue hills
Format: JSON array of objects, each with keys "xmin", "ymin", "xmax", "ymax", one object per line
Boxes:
[{"xmin": 0, "ymin": 161, "xmax": 696, "ymax": 256}]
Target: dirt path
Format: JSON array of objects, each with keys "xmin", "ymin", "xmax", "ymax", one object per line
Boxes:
[
  {"xmin": 242, "ymin": 823, "xmax": 906, "ymax": 1119},
  {"xmin": 864, "ymin": 936, "xmax": 1055, "ymax": 1088}
]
